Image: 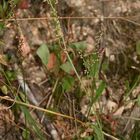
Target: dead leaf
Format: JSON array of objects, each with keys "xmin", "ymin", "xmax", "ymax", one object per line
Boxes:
[
  {"xmin": 19, "ymin": 35, "xmax": 31, "ymax": 57},
  {"xmin": 61, "ymin": 51, "xmax": 67, "ymax": 63},
  {"xmin": 18, "ymin": 0, "xmax": 30, "ymax": 9},
  {"xmin": 47, "ymin": 53, "xmax": 57, "ymax": 70},
  {"xmin": 0, "ymin": 55, "xmax": 8, "ymax": 66},
  {"xmin": 113, "ymin": 106, "xmax": 125, "ymax": 116},
  {"xmin": 47, "ymin": 52, "xmax": 67, "ymax": 70},
  {"xmin": 106, "ymin": 100, "xmax": 118, "ymax": 113},
  {"xmin": 0, "ymin": 104, "xmax": 14, "ymax": 135}
]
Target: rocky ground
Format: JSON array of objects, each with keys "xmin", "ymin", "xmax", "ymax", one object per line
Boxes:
[{"xmin": 0, "ymin": 0, "xmax": 140, "ymax": 139}]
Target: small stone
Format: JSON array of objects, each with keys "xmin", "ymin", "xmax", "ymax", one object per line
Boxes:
[
  {"xmin": 106, "ymin": 100, "xmax": 118, "ymax": 113},
  {"xmin": 110, "ymin": 54, "xmax": 115, "ymax": 62}
]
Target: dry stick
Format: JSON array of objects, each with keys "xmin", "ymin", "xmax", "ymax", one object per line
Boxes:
[
  {"xmin": 11, "ymin": 6, "xmax": 61, "ymax": 137},
  {"xmin": 0, "ymin": 16, "xmax": 140, "ymax": 26},
  {"xmin": 122, "ymin": 104, "xmax": 140, "ymax": 134},
  {"xmin": 0, "ymin": 15, "xmax": 139, "ymax": 20},
  {"xmin": 0, "ymin": 96, "xmax": 119, "ymax": 140},
  {"xmin": 103, "ymin": 132, "xmax": 120, "ymax": 140},
  {"xmin": 0, "ymin": 96, "xmax": 85, "ymax": 126},
  {"xmin": 114, "ymin": 116, "xmax": 140, "ymax": 121},
  {"xmin": 14, "ymin": 64, "xmax": 61, "ymax": 140}
]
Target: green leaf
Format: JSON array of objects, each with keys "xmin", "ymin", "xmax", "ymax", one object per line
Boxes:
[
  {"xmin": 62, "ymin": 76, "xmax": 74, "ymax": 92},
  {"xmin": 93, "ymin": 81, "xmax": 106, "ymax": 102},
  {"xmin": 82, "ymin": 136, "xmax": 93, "ymax": 140},
  {"xmin": 0, "ymin": 23, "xmax": 5, "ymax": 31},
  {"xmin": 131, "ymin": 122, "xmax": 140, "ymax": 140},
  {"xmin": 5, "ymin": 70, "xmax": 16, "ymax": 81},
  {"xmin": 22, "ymin": 129, "xmax": 30, "ymax": 140},
  {"xmin": 5, "ymin": 71, "xmax": 16, "ymax": 81},
  {"xmin": 136, "ymin": 41, "xmax": 140, "ymax": 55},
  {"xmin": 125, "ymin": 76, "xmax": 140, "ymax": 99},
  {"xmin": 37, "ymin": 44, "xmax": 50, "ymax": 65},
  {"xmin": 60, "ymin": 61, "xmax": 73, "ymax": 74},
  {"xmin": 70, "ymin": 41, "xmax": 87, "ymax": 51},
  {"xmin": 0, "ymin": 39, "xmax": 5, "ymax": 45},
  {"xmin": 20, "ymin": 103, "xmax": 45, "ymax": 140},
  {"xmin": 102, "ymin": 59, "xmax": 109, "ymax": 71},
  {"xmin": 3, "ymin": 0, "xmax": 7, "ymax": 12},
  {"xmin": 0, "ymin": 5, "xmax": 4, "ymax": 18},
  {"xmin": 92, "ymin": 124, "xmax": 104, "ymax": 140},
  {"xmin": 14, "ymin": 0, "xmax": 20, "ymax": 4},
  {"xmin": 1, "ymin": 85, "xmax": 8, "ymax": 95}
]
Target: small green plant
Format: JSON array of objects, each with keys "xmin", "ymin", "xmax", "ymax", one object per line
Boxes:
[
  {"xmin": 0, "ymin": 0, "xmax": 18, "ymax": 19},
  {"xmin": 0, "ymin": 67, "xmax": 46, "ymax": 139},
  {"xmin": 36, "ymin": 1, "xmax": 107, "ymax": 139},
  {"xmin": 0, "ymin": 0, "xmax": 111, "ymax": 139},
  {"xmin": 0, "ymin": 0, "xmax": 18, "ymax": 30},
  {"xmin": 136, "ymin": 40, "xmax": 140, "ymax": 55},
  {"xmin": 130, "ymin": 122, "xmax": 140, "ymax": 140}
]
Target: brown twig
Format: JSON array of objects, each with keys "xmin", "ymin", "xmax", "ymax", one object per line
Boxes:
[
  {"xmin": 0, "ymin": 16, "xmax": 140, "ymax": 26},
  {"xmin": 0, "ymin": 96, "xmax": 85, "ymax": 126}
]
